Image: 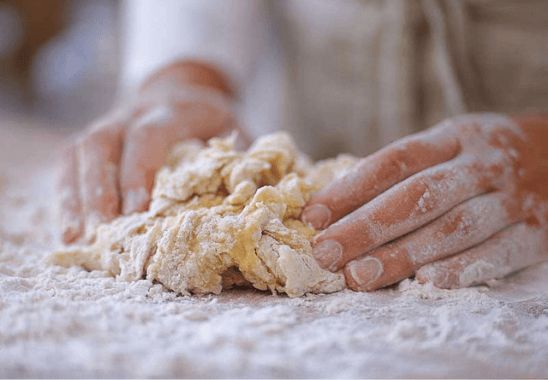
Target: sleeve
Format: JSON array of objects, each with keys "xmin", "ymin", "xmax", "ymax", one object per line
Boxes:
[{"xmin": 120, "ymin": 0, "xmax": 269, "ymax": 93}]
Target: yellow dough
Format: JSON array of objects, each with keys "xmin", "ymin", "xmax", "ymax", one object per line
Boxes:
[{"xmin": 52, "ymin": 133, "xmax": 357, "ymax": 297}]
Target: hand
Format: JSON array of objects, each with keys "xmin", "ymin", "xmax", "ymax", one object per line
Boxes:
[
  {"xmin": 59, "ymin": 60, "xmax": 242, "ymax": 243},
  {"xmin": 302, "ymin": 114, "xmax": 548, "ymax": 290}
]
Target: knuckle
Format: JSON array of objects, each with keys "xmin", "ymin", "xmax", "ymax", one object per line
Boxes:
[
  {"xmin": 442, "ymin": 208, "xmax": 471, "ymax": 236},
  {"xmin": 382, "ymin": 136, "xmax": 430, "ymax": 177},
  {"xmin": 79, "ymin": 125, "xmax": 113, "ymax": 147},
  {"xmin": 132, "ymin": 104, "xmax": 175, "ymax": 131},
  {"xmin": 390, "ymin": 147, "xmax": 410, "ymax": 175},
  {"xmin": 412, "ymin": 176, "xmax": 439, "ymax": 214},
  {"xmin": 378, "ymin": 144, "xmax": 411, "ymax": 180}
]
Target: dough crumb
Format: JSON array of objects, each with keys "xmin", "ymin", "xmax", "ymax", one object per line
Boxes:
[{"xmin": 51, "ymin": 132, "xmax": 357, "ymax": 297}]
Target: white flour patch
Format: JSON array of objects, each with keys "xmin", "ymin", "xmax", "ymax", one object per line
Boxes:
[{"xmin": 1, "ymin": 128, "xmax": 547, "ymax": 377}]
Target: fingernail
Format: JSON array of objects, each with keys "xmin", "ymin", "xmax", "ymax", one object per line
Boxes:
[
  {"xmin": 302, "ymin": 204, "xmax": 331, "ymax": 229},
  {"xmin": 312, "ymin": 240, "xmax": 343, "ymax": 271},
  {"xmin": 347, "ymin": 257, "xmax": 383, "ymax": 288}
]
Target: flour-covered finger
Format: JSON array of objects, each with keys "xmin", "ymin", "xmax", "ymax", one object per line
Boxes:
[
  {"xmin": 344, "ymin": 192, "xmax": 521, "ymax": 291},
  {"xmin": 302, "ymin": 126, "xmax": 460, "ymax": 229},
  {"xmin": 58, "ymin": 144, "xmax": 84, "ymax": 243},
  {"xmin": 416, "ymin": 223, "xmax": 548, "ymax": 289},
  {"xmin": 78, "ymin": 120, "xmax": 124, "ymax": 239},
  {"xmin": 120, "ymin": 110, "xmax": 174, "ymax": 214},
  {"xmin": 312, "ymin": 158, "xmax": 490, "ymax": 271}
]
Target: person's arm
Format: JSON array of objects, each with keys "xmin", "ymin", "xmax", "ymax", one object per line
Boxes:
[
  {"xmin": 59, "ymin": 0, "xmax": 268, "ymax": 244},
  {"xmin": 302, "ymin": 114, "xmax": 548, "ymax": 290}
]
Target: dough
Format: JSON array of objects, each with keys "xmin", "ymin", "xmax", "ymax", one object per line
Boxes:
[{"xmin": 51, "ymin": 133, "xmax": 357, "ymax": 297}]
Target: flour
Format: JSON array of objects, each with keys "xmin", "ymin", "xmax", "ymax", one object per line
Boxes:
[
  {"xmin": 1, "ymin": 125, "xmax": 548, "ymax": 377},
  {"xmin": 52, "ymin": 132, "xmax": 356, "ymax": 297}
]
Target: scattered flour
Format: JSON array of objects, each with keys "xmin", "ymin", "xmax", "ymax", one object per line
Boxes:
[{"xmin": 1, "ymin": 125, "xmax": 547, "ymax": 377}]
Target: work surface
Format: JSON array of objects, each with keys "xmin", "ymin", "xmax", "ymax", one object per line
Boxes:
[{"xmin": 1, "ymin": 121, "xmax": 547, "ymax": 378}]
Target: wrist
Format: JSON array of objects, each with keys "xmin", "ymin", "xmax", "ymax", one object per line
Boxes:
[
  {"xmin": 138, "ymin": 59, "xmax": 236, "ymax": 99},
  {"xmin": 511, "ymin": 114, "xmax": 548, "ymax": 133}
]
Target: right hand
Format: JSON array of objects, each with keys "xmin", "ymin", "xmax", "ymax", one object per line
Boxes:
[
  {"xmin": 59, "ymin": 60, "xmax": 243, "ymax": 244},
  {"xmin": 302, "ymin": 114, "xmax": 548, "ymax": 291}
]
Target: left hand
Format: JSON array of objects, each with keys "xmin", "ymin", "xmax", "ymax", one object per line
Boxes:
[
  {"xmin": 58, "ymin": 60, "xmax": 243, "ymax": 243},
  {"xmin": 302, "ymin": 114, "xmax": 548, "ymax": 290}
]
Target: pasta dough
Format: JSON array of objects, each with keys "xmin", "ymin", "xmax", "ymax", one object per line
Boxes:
[{"xmin": 52, "ymin": 133, "xmax": 357, "ymax": 297}]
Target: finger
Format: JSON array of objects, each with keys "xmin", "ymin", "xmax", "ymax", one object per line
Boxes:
[
  {"xmin": 77, "ymin": 119, "xmax": 124, "ymax": 240},
  {"xmin": 120, "ymin": 114, "xmax": 171, "ymax": 214},
  {"xmin": 121, "ymin": 97, "xmax": 236, "ymax": 214},
  {"xmin": 58, "ymin": 143, "xmax": 84, "ymax": 243},
  {"xmin": 302, "ymin": 126, "xmax": 460, "ymax": 229},
  {"xmin": 344, "ymin": 192, "xmax": 521, "ymax": 291},
  {"xmin": 416, "ymin": 223, "xmax": 547, "ymax": 289},
  {"xmin": 312, "ymin": 157, "xmax": 491, "ymax": 271}
]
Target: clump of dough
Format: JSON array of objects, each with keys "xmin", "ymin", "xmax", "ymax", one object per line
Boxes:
[{"xmin": 51, "ymin": 133, "xmax": 357, "ymax": 297}]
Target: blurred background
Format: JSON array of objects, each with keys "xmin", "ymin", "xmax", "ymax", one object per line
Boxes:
[{"xmin": 0, "ymin": 0, "xmax": 119, "ymax": 129}]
